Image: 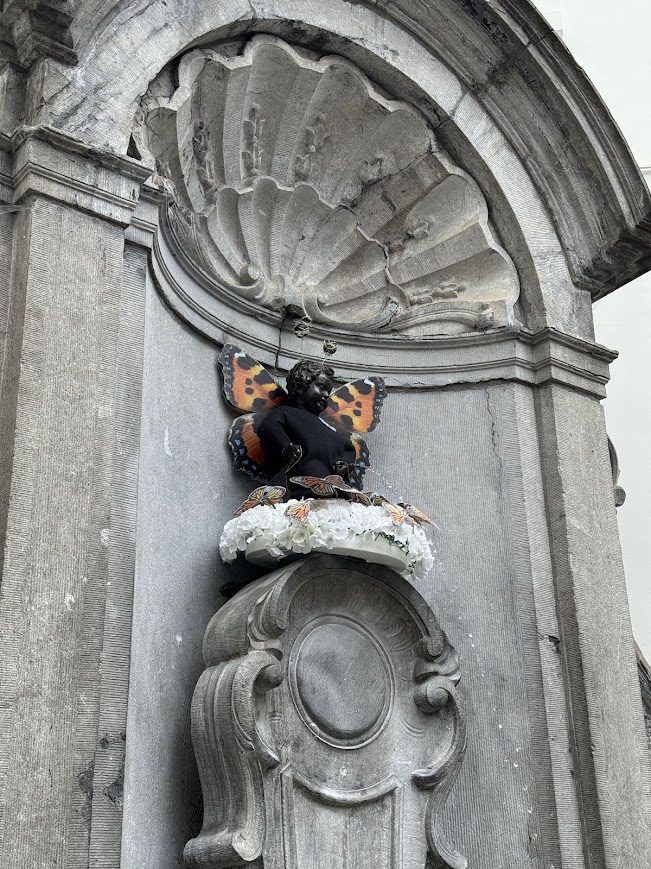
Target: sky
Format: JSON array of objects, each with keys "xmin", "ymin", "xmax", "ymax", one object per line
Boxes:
[{"xmin": 533, "ymin": 0, "xmax": 651, "ymax": 659}]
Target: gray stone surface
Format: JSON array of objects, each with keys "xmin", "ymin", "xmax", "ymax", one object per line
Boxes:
[
  {"xmin": 121, "ymin": 274, "xmax": 253, "ymax": 868},
  {"xmin": 0, "ymin": 2, "xmax": 649, "ymax": 868},
  {"xmin": 0, "ymin": 196, "xmax": 127, "ymax": 866},
  {"xmin": 186, "ymin": 555, "xmax": 466, "ymax": 869},
  {"xmin": 535, "ymin": 383, "xmax": 651, "ymax": 866},
  {"xmin": 139, "ymin": 35, "xmax": 520, "ymax": 336},
  {"xmin": 0, "ymin": 205, "xmax": 16, "ymax": 563},
  {"xmin": 372, "ymin": 384, "xmax": 572, "ymax": 867}
]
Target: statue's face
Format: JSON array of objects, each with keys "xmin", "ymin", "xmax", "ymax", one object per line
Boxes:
[{"xmin": 296, "ymin": 372, "xmax": 333, "ymax": 414}]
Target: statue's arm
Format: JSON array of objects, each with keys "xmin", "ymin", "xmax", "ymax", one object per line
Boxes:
[
  {"xmin": 332, "ymin": 438, "xmax": 357, "ymax": 480},
  {"xmin": 257, "ymin": 410, "xmax": 302, "ymax": 467}
]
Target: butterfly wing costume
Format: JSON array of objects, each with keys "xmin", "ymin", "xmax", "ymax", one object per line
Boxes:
[{"xmin": 219, "ymin": 345, "xmax": 386, "ymax": 493}]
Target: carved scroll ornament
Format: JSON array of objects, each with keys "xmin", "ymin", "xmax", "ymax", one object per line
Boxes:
[
  {"xmin": 184, "ymin": 555, "xmax": 467, "ymax": 869},
  {"xmin": 138, "ymin": 35, "xmax": 519, "ymax": 337}
]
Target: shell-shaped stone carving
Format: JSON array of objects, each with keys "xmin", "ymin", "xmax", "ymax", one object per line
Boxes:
[{"xmin": 140, "ymin": 36, "xmax": 520, "ymax": 335}]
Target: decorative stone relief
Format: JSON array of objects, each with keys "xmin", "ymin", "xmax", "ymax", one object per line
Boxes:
[
  {"xmin": 138, "ymin": 35, "xmax": 520, "ymax": 336},
  {"xmin": 184, "ymin": 555, "xmax": 466, "ymax": 869}
]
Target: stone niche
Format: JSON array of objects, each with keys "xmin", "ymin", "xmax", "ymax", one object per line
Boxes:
[
  {"xmin": 184, "ymin": 555, "xmax": 466, "ymax": 869},
  {"xmin": 136, "ymin": 35, "xmax": 520, "ymax": 337}
]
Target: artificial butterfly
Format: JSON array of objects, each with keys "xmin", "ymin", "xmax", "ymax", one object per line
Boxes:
[
  {"xmin": 397, "ymin": 502, "xmax": 436, "ymax": 527},
  {"xmin": 359, "ymin": 492, "xmax": 408, "ymax": 525},
  {"xmin": 382, "ymin": 501, "xmax": 409, "ymax": 526},
  {"xmin": 289, "ymin": 475, "xmax": 337, "ymax": 497},
  {"xmin": 289, "ymin": 474, "xmax": 356, "ymax": 497},
  {"xmin": 234, "ymin": 485, "xmax": 286, "ymax": 516},
  {"xmin": 220, "ymin": 345, "xmax": 385, "ymax": 488},
  {"xmin": 285, "ymin": 501, "xmax": 312, "ymax": 523},
  {"xmin": 362, "ymin": 492, "xmax": 391, "ymax": 508}
]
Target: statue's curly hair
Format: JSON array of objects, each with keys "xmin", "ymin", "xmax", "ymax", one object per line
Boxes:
[{"xmin": 286, "ymin": 359, "xmax": 335, "ymax": 401}]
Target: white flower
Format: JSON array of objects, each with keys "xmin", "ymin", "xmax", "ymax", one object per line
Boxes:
[{"xmin": 219, "ymin": 499, "xmax": 434, "ymax": 580}]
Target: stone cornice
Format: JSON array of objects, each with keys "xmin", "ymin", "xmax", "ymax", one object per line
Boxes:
[
  {"xmin": 0, "ymin": 121, "xmax": 617, "ymax": 399},
  {"xmin": 121, "ymin": 188, "xmax": 614, "ymax": 397},
  {"xmin": 2, "ymin": 124, "xmax": 151, "ymax": 223},
  {"xmin": 0, "ymin": 1, "xmax": 77, "ymax": 67},
  {"xmin": 368, "ymin": 0, "xmax": 651, "ymax": 298},
  {"xmin": 276, "ymin": 328, "xmax": 615, "ymax": 398}
]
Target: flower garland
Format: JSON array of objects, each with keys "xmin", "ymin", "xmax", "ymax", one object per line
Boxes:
[{"xmin": 219, "ymin": 499, "xmax": 434, "ymax": 580}]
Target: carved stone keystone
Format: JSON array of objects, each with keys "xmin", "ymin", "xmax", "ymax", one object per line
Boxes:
[{"xmin": 184, "ymin": 555, "xmax": 466, "ymax": 869}]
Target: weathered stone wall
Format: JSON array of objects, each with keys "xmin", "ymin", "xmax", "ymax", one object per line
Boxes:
[{"xmin": 0, "ymin": 2, "xmax": 649, "ymax": 868}]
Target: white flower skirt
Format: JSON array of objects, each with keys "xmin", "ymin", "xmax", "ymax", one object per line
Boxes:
[{"xmin": 219, "ymin": 499, "xmax": 434, "ymax": 580}]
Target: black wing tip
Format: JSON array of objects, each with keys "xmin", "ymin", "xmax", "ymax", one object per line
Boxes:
[{"xmin": 219, "ymin": 343, "xmax": 239, "ymax": 364}]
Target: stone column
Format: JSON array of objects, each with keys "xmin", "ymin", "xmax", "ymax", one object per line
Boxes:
[
  {"xmin": 536, "ymin": 383, "xmax": 651, "ymax": 867},
  {"xmin": 0, "ymin": 128, "xmax": 149, "ymax": 869}
]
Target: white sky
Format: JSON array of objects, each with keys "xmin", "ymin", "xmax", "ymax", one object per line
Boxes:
[{"xmin": 533, "ymin": 0, "xmax": 651, "ymax": 659}]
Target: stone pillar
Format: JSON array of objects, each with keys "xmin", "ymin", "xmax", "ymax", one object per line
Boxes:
[
  {"xmin": 0, "ymin": 128, "xmax": 149, "ymax": 869},
  {"xmin": 536, "ymin": 384, "xmax": 651, "ymax": 867}
]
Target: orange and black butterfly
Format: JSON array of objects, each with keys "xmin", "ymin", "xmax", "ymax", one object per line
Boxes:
[
  {"xmin": 289, "ymin": 475, "xmax": 341, "ymax": 497},
  {"xmin": 290, "ymin": 476, "xmax": 336, "ymax": 496},
  {"xmin": 290, "ymin": 474, "xmax": 377, "ymax": 501},
  {"xmin": 321, "ymin": 378, "xmax": 386, "ymax": 434},
  {"xmin": 370, "ymin": 496, "xmax": 435, "ymax": 528},
  {"xmin": 220, "ymin": 345, "xmax": 385, "ymax": 488},
  {"xmin": 360, "ymin": 492, "xmax": 407, "ymax": 524},
  {"xmin": 234, "ymin": 485, "xmax": 286, "ymax": 516}
]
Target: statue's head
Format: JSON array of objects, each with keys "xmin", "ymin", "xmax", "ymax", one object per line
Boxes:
[{"xmin": 286, "ymin": 360, "xmax": 335, "ymax": 414}]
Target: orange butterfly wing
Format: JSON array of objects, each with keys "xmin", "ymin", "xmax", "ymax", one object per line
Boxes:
[
  {"xmin": 321, "ymin": 377, "xmax": 386, "ymax": 433},
  {"xmin": 382, "ymin": 501, "xmax": 408, "ymax": 525},
  {"xmin": 324, "ymin": 474, "xmax": 352, "ymax": 490},
  {"xmin": 286, "ymin": 501, "xmax": 312, "ymax": 522},
  {"xmin": 228, "ymin": 414, "xmax": 274, "ymax": 480},
  {"xmin": 324, "ymin": 474, "xmax": 369, "ymax": 498},
  {"xmin": 234, "ymin": 485, "xmax": 286, "ymax": 516},
  {"xmin": 349, "ymin": 491, "xmax": 372, "ymax": 506},
  {"xmin": 349, "ymin": 433, "xmax": 370, "ymax": 488},
  {"xmin": 220, "ymin": 345, "xmax": 287, "ymax": 413},
  {"xmin": 398, "ymin": 502, "xmax": 435, "ymax": 527},
  {"xmin": 290, "ymin": 476, "xmax": 336, "ymax": 496}
]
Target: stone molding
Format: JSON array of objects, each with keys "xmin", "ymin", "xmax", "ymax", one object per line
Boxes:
[
  {"xmin": 0, "ymin": 0, "xmax": 77, "ymax": 67},
  {"xmin": 186, "ymin": 555, "xmax": 466, "ymax": 869},
  {"xmin": 19, "ymin": 0, "xmax": 651, "ymax": 307},
  {"xmin": 135, "ymin": 192, "xmax": 616, "ymax": 396},
  {"xmin": 1, "ymin": 125, "xmax": 150, "ymax": 224},
  {"xmin": 0, "ymin": 124, "xmax": 616, "ymax": 396},
  {"xmin": 638, "ymin": 647, "xmax": 651, "ymax": 750}
]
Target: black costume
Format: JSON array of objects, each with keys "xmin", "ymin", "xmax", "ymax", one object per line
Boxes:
[{"xmin": 257, "ymin": 404, "xmax": 356, "ymax": 497}]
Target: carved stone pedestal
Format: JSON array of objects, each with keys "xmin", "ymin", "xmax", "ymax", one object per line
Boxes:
[{"xmin": 184, "ymin": 555, "xmax": 466, "ymax": 869}]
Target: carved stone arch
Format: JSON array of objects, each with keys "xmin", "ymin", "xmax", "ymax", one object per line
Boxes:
[{"xmin": 34, "ymin": 0, "xmax": 651, "ymax": 343}]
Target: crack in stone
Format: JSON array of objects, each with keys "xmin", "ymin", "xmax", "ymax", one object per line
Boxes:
[{"xmin": 484, "ymin": 386, "xmax": 505, "ymax": 488}]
